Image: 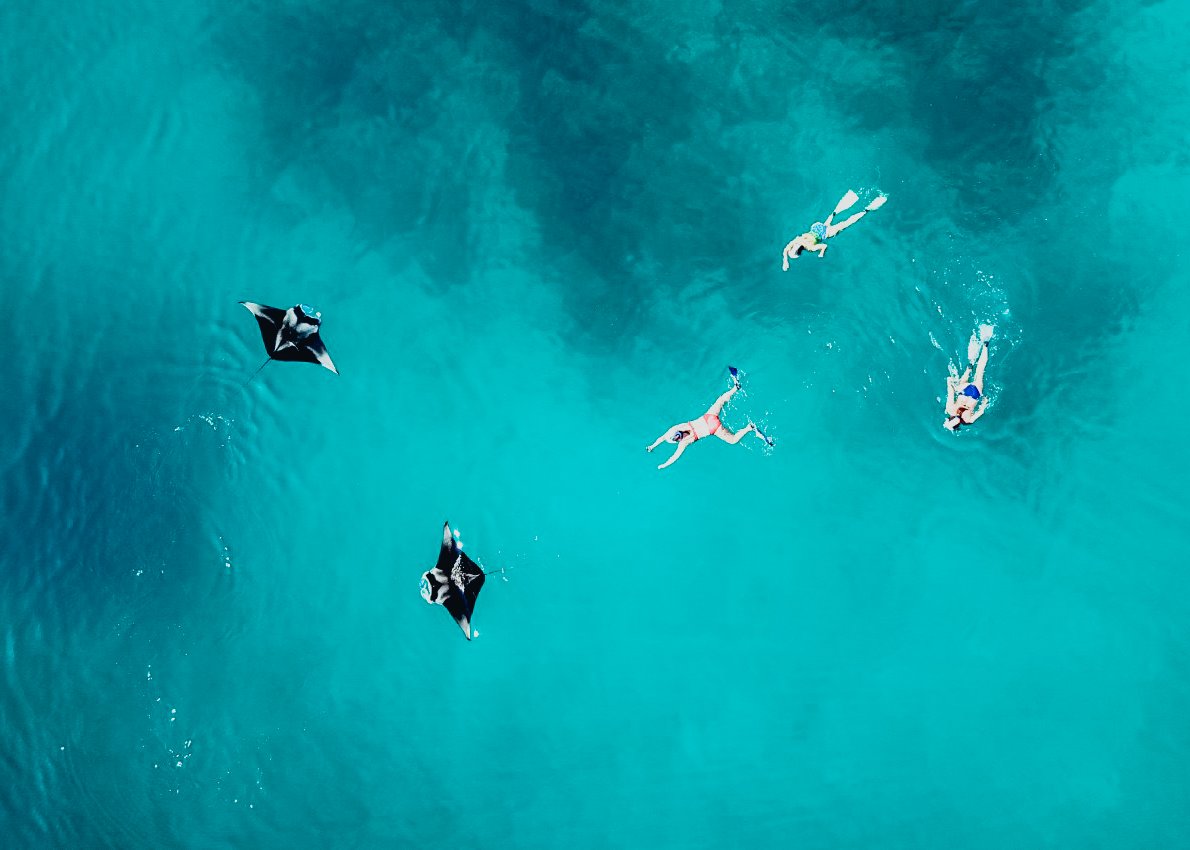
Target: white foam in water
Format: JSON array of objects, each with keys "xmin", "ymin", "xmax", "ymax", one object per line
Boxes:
[
  {"xmin": 174, "ymin": 413, "xmax": 233, "ymax": 432},
  {"xmin": 171, "ymin": 413, "xmax": 236, "ymax": 448}
]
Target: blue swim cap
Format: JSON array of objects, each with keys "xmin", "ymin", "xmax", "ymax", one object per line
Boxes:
[{"xmin": 810, "ymin": 223, "xmax": 827, "ymax": 239}]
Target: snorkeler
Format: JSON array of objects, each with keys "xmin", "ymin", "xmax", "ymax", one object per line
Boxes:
[
  {"xmin": 944, "ymin": 325, "xmax": 995, "ymax": 431},
  {"xmin": 646, "ymin": 367, "xmax": 772, "ymax": 470},
  {"xmin": 782, "ymin": 190, "xmax": 887, "ymax": 270}
]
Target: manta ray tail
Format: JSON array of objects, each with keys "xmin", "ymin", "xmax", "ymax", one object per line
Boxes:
[{"xmin": 245, "ymin": 358, "xmax": 271, "ymax": 385}]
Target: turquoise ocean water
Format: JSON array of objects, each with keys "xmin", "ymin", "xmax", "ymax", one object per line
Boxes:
[{"xmin": 3, "ymin": 0, "xmax": 1190, "ymax": 846}]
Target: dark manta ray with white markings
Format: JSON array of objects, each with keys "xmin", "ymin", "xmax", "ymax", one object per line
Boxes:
[
  {"xmin": 421, "ymin": 522, "xmax": 493, "ymax": 640},
  {"xmin": 240, "ymin": 301, "xmax": 338, "ymax": 374}
]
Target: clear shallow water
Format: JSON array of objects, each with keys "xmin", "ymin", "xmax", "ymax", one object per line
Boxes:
[{"xmin": 3, "ymin": 0, "xmax": 1189, "ymax": 847}]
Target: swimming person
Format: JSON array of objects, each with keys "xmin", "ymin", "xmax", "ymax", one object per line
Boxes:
[
  {"xmin": 782, "ymin": 190, "xmax": 887, "ymax": 270},
  {"xmin": 646, "ymin": 367, "xmax": 772, "ymax": 469},
  {"xmin": 944, "ymin": 325, "xmax": 995, "ymax": 432}
]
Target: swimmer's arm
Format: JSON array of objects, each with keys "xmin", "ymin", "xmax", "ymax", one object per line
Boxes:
[
  {"xmin": 782, "ymin": 241, "xmax": 798, "ymax": 271},
  {"xmin": 647, "ymin": 428, "xmax": 677, "ymax": 452},
  {"xmin": 657, "ymin": 441, "xmax": 687, "ymax": 469},
  {"xmin": 944, "ymin": 379, "xmax": 959, "ymax": 414},
  {"xmin": 967, "ymin": 402, "xmax": 987, "ymax": 422}
]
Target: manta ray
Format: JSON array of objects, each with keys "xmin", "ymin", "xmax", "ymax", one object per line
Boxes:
[
  {"xmin": 420, "ymin": 522, "xmax": 487, "ymax": 640},
  {"xmin": 240, "ymin": 302, "xmax": 338, "ymax": 374}
]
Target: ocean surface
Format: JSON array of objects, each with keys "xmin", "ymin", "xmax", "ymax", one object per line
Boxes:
[{"xmin": 3, "ymin": 0, "xmax": 1189, "ymax": 847}]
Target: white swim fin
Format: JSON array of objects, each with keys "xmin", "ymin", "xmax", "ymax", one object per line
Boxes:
[
  {"xmin": 967, "ymin": 333, "xmax": 983, "ymax": 364},
  {"xmin": 967, "ymin": 326, "xmax": 994, "ymax": 364},
  {"xmin": 832, "ymin": 190, "xmax": 859, "ymax": 215},
  {"xmin": 865, "ymin": 194, "xmax": 887, "ymax": 212}
]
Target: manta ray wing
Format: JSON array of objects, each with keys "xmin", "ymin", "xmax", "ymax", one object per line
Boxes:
[
  {"xmin": 442, "ymin": 592, "xmax": 474, "ymax": 639},
  {"xmin": 458, "ymin": 552, "xmax": 485, "ymax": 610},
  {"xmin": 421, "ymin": 565, "xmax": 450, "ymax": 604},
  {"xmin": 295, "ymin": 334, "xmax": 338, "ymax": 374},
  {"xmin": 240, "ymin": 301, "xmax": 286, "ymax": 356}
]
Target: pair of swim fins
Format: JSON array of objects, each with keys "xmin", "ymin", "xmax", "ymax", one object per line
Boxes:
[{"xmin": 833, "ymin": 190, "xmax": 887, "ymax": 216}]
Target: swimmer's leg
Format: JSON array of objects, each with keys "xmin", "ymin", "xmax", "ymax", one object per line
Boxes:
[
  {"xmin": 971, "ymin": 342, "xmax": 990, "ymax": 391},
  {"xmin": 750, "ymin": 421, "xmax": 775, "ymax": 447},
  {"xmin": 825, "ymin": 210, "xmax": 866, "ymax": 238},
  {"xmin": 714, "ymin": 423, "xmax": 755, "ymax": 444},
  {"xmin": 707, "ymin": 385, "xmax": 738, "ymax": 417},
  {"xmin": 967, "ymin": 331, "xmax": 984, "ymax": 364}
]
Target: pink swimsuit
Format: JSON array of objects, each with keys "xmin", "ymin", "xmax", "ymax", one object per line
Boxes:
[{"xmin": 687, "ymin": 413, "xmax": 721, "ymax": 441}]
